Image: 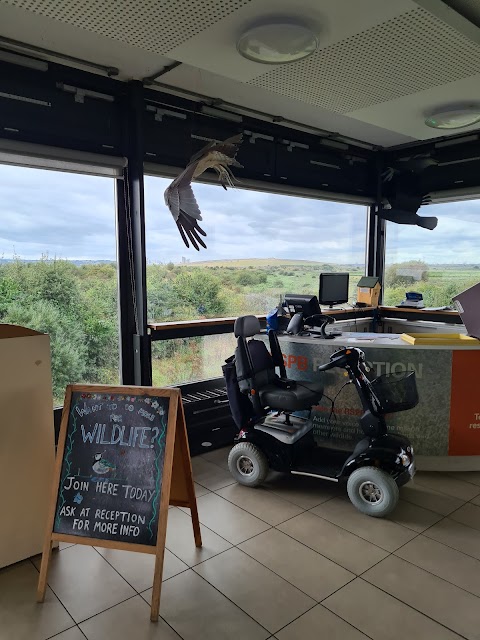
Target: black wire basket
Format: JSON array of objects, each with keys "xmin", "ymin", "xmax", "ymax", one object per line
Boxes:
[{"xmin": 370, "ymin": 371, "xmax": 419, "ymax": 414}]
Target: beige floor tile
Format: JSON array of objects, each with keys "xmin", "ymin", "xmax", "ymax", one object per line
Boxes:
[
  {"xmin": 58, "ymin": 542, "xmax": 76, "ymax": 551},
  {"xmin": 324, "ymin": 578, "xmax": 462, "ymax": 640},
  {"xmin": 263, "ymin": 472, "xmax": 342, "ymax": 509},
  {"xmin": 142, "ymin": 569, "xmax": 269, "ymax": 640},
  {"xmin": 471, "ymin": 493, "xmax": 480, "ymax": 506},
  {"xmin": 191, "ymin": 493, "xmax": 271, "ymax": 544},
  {"xmin": 311, "ymin": 497, "xmax": 416, "ymax": 552},
  {"xmin": 32, "ymin": 544, "xmax": 135, "ymax": 623},
  {"xmin": 51, "ymin": 628, "xmax": 86, "ymax": 640},
  {"xmin": 424, "ymin": 517, "xmax": 480, "ymax": 560},
  {"xmin": 0, "ymin": 561, "xmax": 75, "ymax": 640},
  {"xmin": 400, "ymin": 482, "xmax": 465, "ymax": 515},
  {"xmin": 396, "ymin": 535, "xmax": 480, "ymax": 597},
  {"xmin": 449, "ymin": 502, "xmax": 480, "ymax": 531},
  {"xmin": 239, "ymin": 528, "xmax": 354, "ymax": 601},
  {"xmin": 363, "ymin": 555, "xmax": 480, "ymax": 640},
  {"xmin": 199, "ymin": 446, "xmax": 230, "ymax": 470},
  {"xmin": 80, "ymin": 595, "xmax": 179, "ymax": 639},
  {"xmin": 387, "ymin": 498, "xmax": 443, "ymax": 532},
  {"xmin": 165, "ymin": 507, "xmax": 232, "ymax": 566},
  {"xmin": 216, "ymin": 483, "xmax": 304, "ymax": 525},
  {"xmin": 277, "ymin": 512, "xmax": 388, "ymax": 575},
  {"xmin": 191, "ymin": 456, "xmax": 235, "ymax": 491},
  {"xmin": 275, "ymin": 604, "xmax": 370, "ymax": 640},
  {"xmin": 194, "ymin": 547, "xmax": 315, "ymax": 634},
  {"xmin": 194, "ymin": 482, "xmax": 210, "ymax": 498},
  {"xmin": 95, "ymin": 547, "xmax": 188, "ymax": 591},
  {"xmin": 449, "ymin": 471, "xmax": 480, "ymax": 487},
  {"xmin": 414, "ymin": 471, "xmax": 480, "ymax": 500}
]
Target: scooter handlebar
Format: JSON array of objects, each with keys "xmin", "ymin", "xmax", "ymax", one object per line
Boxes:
[
  {"xmin": 317, "ymin": 360, "xmax": 338, "ymax": 372},
  {"xmin": 318, "ymin": 347, "xmax": 363, "ymax": 372}
]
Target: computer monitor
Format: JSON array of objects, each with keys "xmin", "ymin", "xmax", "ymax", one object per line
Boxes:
[
  {"xmin": 284, "ymin": 294, "xmax": 321, "ymax": 320},
  {"xmin": 319, "ymin": 272, "xmax": 349, "ymax": 308}
]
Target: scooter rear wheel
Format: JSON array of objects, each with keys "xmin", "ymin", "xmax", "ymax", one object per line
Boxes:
[
  {"xmin": 228, "ymin": 443, "xmax": 269, "ymax": 487},
  {"xmin": 347, "ymin": 466, "xmax": 399, "ymax": 517}
]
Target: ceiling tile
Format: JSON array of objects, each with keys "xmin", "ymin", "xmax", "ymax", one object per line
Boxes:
[
  {"xmin": 2, "ymin": 0, "xmax": 253, "ymax": 54},
  {"xmin": 249, "ymin": 7, "xmax": 480, "ymax": 113}
]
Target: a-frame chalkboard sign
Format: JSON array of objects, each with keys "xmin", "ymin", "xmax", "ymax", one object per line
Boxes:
[{"xmin": 37, "ymin": 384, "xmax": 201, "ymax": 621}]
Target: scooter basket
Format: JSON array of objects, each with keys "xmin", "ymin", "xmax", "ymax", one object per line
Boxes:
[{"xmin": 370, "ymin": 371, "xmax": 419, "ymax": 414}]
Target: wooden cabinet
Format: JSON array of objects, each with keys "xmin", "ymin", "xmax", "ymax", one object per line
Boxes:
[{"xmin": 0, "ymin": 325, "xmax": 55, "ymax": 568}]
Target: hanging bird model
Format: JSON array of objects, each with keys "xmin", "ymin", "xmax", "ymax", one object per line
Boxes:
[
  {"xmin": 164, "ymin": 133, "xmax": 243, "ymax": 250},
  {"xmin": 379, "ymin": 154, "xmax": 439, "ymax": 230}
]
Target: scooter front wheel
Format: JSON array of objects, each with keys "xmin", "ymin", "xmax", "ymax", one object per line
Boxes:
[
  {"xmin": 347, "ymin": 466, "xmax": 399, "ymax": 517},
  {"xmin": 228, "ymin": 443, "xmax": 269, "ymax": 487}
]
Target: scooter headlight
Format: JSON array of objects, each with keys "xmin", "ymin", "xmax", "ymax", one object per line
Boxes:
[{"xmin": 399, "ymin": 453, "xmax": 410, "ymax": 467}]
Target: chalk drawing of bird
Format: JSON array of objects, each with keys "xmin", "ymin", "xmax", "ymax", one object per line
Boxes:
[
  {"xmin": 92, "ymin": 452, "xmax": 116, "ymax": 475},
  {"xmin": 164, "ymin": 134, "xmax": 243, "ymax": 250}
]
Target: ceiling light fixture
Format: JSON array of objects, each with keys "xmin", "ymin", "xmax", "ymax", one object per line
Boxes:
[
  {"xmin": 425, "ymin": 107, "xmax": 480, "ymax": 130},
  {"xmin": 237, "ymin": 19, "xmax": 318, "ymax": 64}
]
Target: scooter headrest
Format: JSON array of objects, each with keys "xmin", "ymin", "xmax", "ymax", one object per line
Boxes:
[{"xmin": 234, "ymin": 315, "xmax": 261, "ymax": 338}]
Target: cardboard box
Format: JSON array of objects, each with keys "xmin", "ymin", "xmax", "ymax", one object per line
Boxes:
[
  {"xmin": 453, "ymin": 281, "xmax": 480, "ymax": 339},
  {"xmin": 0, "ymin": 325, "xmax": 55, "ymax": 568}
]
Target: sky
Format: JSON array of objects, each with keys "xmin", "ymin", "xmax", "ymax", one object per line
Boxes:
[{"xmin": 0, "ymin": 163, "xmax": 479, "ymax": 265}]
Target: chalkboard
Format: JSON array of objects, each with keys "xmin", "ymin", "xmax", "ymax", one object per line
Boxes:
[
  {"xmin": 53, "ymin": 390, "xmax": 169, "ymax": 546},
  {"xmin": 38, "ymin": 384, "xmax": 202, "ymax": 622}
]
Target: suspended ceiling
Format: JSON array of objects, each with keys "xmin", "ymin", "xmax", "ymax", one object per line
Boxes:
[{"xmin": 1, "ymin": 0, "xmax": 480, "ymax": 148}]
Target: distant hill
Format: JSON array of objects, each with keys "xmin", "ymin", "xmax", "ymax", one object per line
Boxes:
[
  {"xmin": 186, "ymin": 258, "xmax": 363, "ymax": 268},
  {"xmin": 0, "ymin": 258, "xmax": 115, "ymax": 266}
]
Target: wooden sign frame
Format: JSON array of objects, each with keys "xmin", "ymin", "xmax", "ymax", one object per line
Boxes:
[{"xmin": 37, "ymin": 384, "xmax": 201, "ymax": 621}]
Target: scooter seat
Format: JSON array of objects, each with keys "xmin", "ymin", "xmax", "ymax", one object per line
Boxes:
[{"xmin": 258, "ymin": 380, "xmax": 323, "ymax": 412}]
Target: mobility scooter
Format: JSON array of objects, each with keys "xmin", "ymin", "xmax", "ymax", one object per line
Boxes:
[{"xmin": 224, "ymin": 315, "xmax": 418, "ymax": 517}]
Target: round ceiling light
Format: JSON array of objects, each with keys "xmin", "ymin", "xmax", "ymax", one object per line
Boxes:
[
  {"xmin": 425, "ymin": 107, "xmax": 480, "ymax": 129},
  {"xmin": 237, "ymin": 21, "xmax": 318, "ymax": 64}
]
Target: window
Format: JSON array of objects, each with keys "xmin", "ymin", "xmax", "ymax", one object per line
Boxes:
[
  {"xmin": 0, "ymin": 164, "xmax": 119, "ymax": 404},
  {"xmin": 384, "ymin": 199, "xmax": 480, "ymax": 307},
  {"xmin": 145, "ymin": 175, "xmax": 367, "ymax": 385}
]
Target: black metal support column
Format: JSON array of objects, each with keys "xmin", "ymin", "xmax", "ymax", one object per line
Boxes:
[
  {"xmin": 366, "ymin": 204, "xmax": 377, "ymax": 277},
  {"xmin": 366, "ymin": 154, "xmax": 386, "ymax": 301},
  {"xmin": 116, "ymin": 80, "xmax": 152, "ymax": 386}
]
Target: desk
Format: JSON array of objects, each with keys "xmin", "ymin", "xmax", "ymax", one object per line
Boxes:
[
  {"xmin": 378, "ymin": 306, "xmax": 462, "ymax": 325},
  {"xmin": 268, "ymin": 332, "xmax": 480, "ymax": 471}
]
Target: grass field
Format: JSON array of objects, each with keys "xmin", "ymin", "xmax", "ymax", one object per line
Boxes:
[{"xmin": 149, "ymin": 259, "xmax": 480, "ymax": 386}]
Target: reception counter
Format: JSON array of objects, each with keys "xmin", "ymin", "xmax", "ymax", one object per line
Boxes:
[{"xmin": 268, "ymin": 332, "xmax": 480, "ymax": 471}]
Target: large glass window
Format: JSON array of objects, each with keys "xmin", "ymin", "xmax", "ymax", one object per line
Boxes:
[
  {"xmin": 0, "ymin": 164, "xmax": 118, "ymax": 404},
  {"xmin": 145, "ymin": 175, "xmax": 367, "ymax": 385},
  {"xmin": 384, "ymin": 199, "xmax": 480, "ymax": 307}
]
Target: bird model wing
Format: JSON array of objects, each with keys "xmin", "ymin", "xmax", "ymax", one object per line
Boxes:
[
  {"xmin": 163, "ymin": 133, "xmax": 243, "ymax": 250},
  {"xmin": 164, "ymin": 160, "xmax": 207, "ymax": 250}
]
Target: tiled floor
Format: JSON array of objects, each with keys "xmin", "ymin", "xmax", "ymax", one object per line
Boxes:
[{"xmin": 4, "ymin": 449, "xmax": 480, "ymax": 639}]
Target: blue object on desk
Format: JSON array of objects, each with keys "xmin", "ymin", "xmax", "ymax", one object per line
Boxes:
[
  {"xmin": 397, "ymin": 291, "xmax": 425, "ymax": 309},
  {"xmin": 266, "ymin": 309, "xmax": 279, "ymax": 332}
]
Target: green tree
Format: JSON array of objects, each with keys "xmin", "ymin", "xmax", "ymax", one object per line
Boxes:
[
  {"xmin": 236, "ymin": 270, "xmax": 268, "ymax": 286},
  {"xmin": 172, "ymin": 269, "xmax": 225, "ymax": 316},
  {"xmin": 3, "ymin": 299, "xmax": 87, "ymax": 402}
]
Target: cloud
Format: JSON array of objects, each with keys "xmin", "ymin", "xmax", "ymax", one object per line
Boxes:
[
  {"xmin": 386, "ymin": 200, "xmax": 480, "ymax": 264},
  {"xmin": 145, "ymin": 176, "xmax": 367, "ymax": 264},
  {"xmin": 0, "ymin": 165, "xmax": 479, "ymax": 265},
  {"xmin": 0, "ymin": 165, "xmax": 115, "ymax": 260}
]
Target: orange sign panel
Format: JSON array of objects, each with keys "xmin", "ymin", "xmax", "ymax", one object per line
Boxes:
[{"xmin": 449, "ymin": 351, "xmax": 480, "ymax": 455}]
